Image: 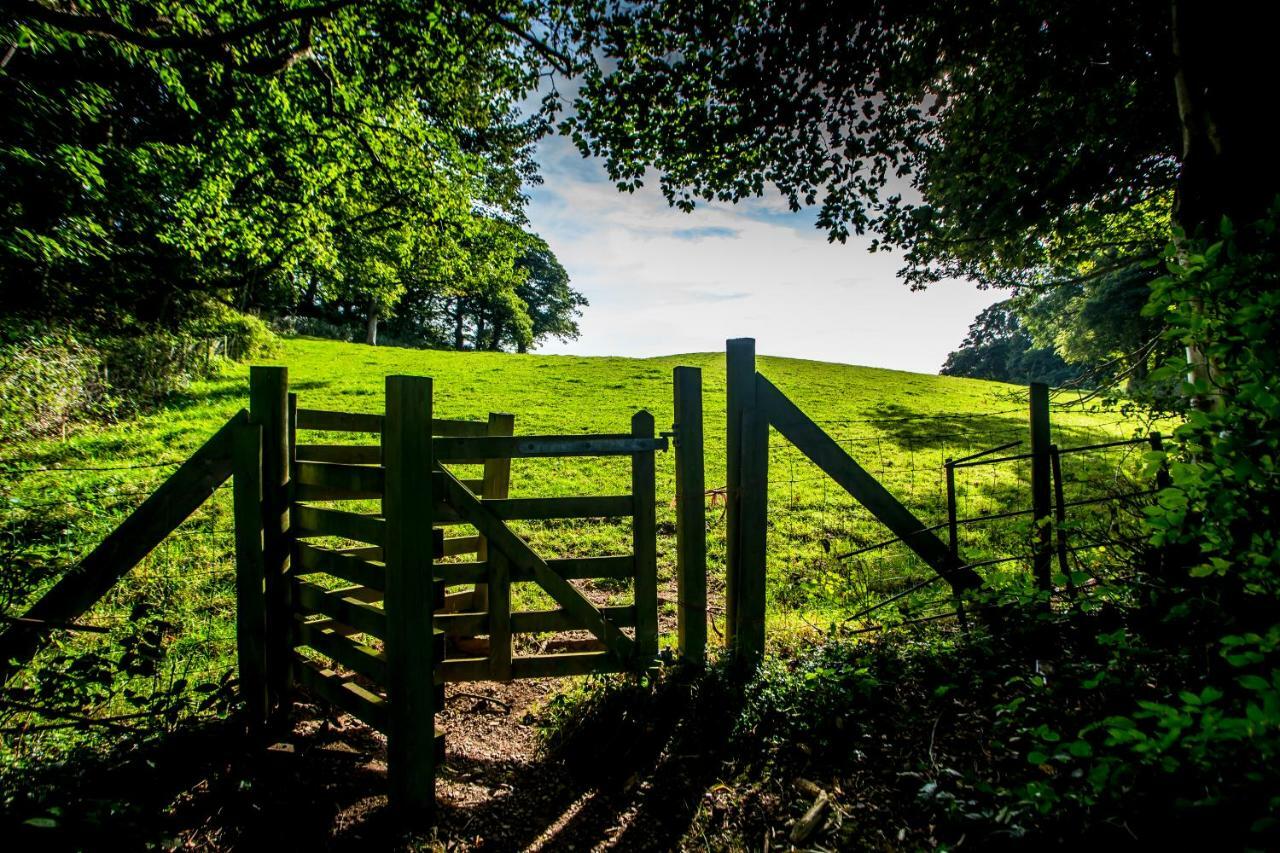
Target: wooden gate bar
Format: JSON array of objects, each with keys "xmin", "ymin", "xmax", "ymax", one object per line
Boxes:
[
  {"xmin": 632, "ymin": 410, "xmax": 659, "ymax": 663},
  {"xmin": 434, "ymin": 434, "xmax": 668, "ymax": 461},
  {"xmin": 383, "ymin": 375, "xmax": 440, "ymax": 817},
  {"xmin": 249, "ymin": 366, "xmax": 292, "ymax": 720},
  {"xmin": 673, "ymin": 365, "xmax": 707, "ymax": 664},
  {"xmin": 232, "ymin": 421, "xmax": 268, "ymax": 729},
  {"xmin": 724, "ymin": 337, "xmax": 756, "ymax": 657},
  {"xmin": 1029, "ymin": 382, "xmax": 1053, "ymax": 594},
  {"xmin": 473, "ymin": 411, "xmax": 515, "ymax": 614}
]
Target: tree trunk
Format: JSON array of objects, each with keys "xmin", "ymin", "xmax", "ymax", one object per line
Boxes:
[
  {"xmin": 453, "ymin": 299, "xmax": 465, "ymax": 350},
  {"xmin": 475, "ymin": 313, "xmax": 487, "ymax": 351},
  {"xmin": 1168, "ymin": 0, "xmax": 1276, "ymax": 409},
  {"xmin": 366, "ymin": 303, "xmax": 379, "ymax": 346},
  {"xmin": 489, "ymin": 320, "xmax": 504, "ymax": 351}
]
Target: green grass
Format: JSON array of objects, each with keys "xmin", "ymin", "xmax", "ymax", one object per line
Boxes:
[{"xmin": 0, "ymin": 337, "xmax": 1155, "ymax": 766}]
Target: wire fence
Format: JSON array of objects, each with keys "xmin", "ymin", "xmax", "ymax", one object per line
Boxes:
[
  {"xmin": 0, "ymin": 459, "xmax": 240, "ymax": 744},
  {"xmin": 761, "ymin": 399, "xmax": 1160, "ymax": 632}
]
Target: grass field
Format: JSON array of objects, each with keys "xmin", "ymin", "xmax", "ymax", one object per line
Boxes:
[{"xmin": 0, "ymin": 336, "xmax": 1155, "ymax": 768}]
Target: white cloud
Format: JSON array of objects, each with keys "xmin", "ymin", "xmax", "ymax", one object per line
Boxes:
[{"xmin": 526, "ymin": 134, "xmax": 1001, "ymax": 373}]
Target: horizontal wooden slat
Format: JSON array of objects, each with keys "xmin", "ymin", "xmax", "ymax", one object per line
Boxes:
[
  {"xmin": 441, "ymin": 657, "xmax": 490, "ymax": 682},
  {"xmin": 293, "ymin": 504, "xmax": 385, "ymax": 546},
  {"xmin": 292, "ymin": 655, "xmax": 388, "ymax": 730},
  {"xmin": 484, "ymin": 495, "xmax": 633, "ymax": 520},
  {"xmin": 433, "ymin": 434, "xmax": 668, "ymax": 461},
  {"xmin": 293, "ymin": 579, "xmax": 386, "ymax": 638},
  {"xmin": 435, "ymin": 611, "xmax": 488, "ymax": 636},
  {"xmin": 511, "ymin": 605, "xmax": 636, "ymax": 634},
  {"xmin": 433, "ymin": 418, "xmax": 489, "ymax": 437},
  {"xmin": 295, "ymin": 460, "xmax": 384, "ymax": 499},
  {"xmin": 528, "ymin": 555, "xmax": 634, "ymax": 581},
  {"xmin": 461, "ymin": 478, "xmax": 486, "ymax": 492},
  {"xmin": 294, "ymin": 618, "xmax": 387, "ymax": 684},
  {"xmin": 510, "ymin": 651, "xmax": 624, "ymax": 679},
  {"xmin": 293, "ymin": 541, "xmax": 385, "ymax": 591},
  {"xmin": 296, "ymin": 408, "xmax": 384, "ymax": 433},
  {"xmin": 297, "ymin": 409, "xmax": 489, "ymax": 438},
  {"xmin": 434, "ymin": 561, "xmax": 487, "ymax": 584},
  {"xmin": 441, "ymin": 535, "xmax": 481, "ymax": 557},
  {"xmin": 295, "ymin": 444, "xmax": 381, "ymax": 464}
]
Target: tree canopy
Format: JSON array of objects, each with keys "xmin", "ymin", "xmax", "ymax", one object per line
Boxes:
[
  {"xmin": 567, "ymin": 1, "xmax": 1276, "ymax": 291},
  {"xmin": 1, "ymin": 0, "xmax": 586, "ymax": 344}
]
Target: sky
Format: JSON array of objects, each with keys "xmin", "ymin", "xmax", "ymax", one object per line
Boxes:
[{"xmin": 523, "ymin": 131, "xmax": 1003, "ymax": 374}]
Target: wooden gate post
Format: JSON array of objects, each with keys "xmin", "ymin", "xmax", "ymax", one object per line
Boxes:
[
  {"xmin": 249, "ymin": 366, "xmax": 291, "ymax": 722},
  {"xmin": 632, "ymin": 410, "xmax": 659, "ymax": 664},
  {"xmin": 1029, "ymin": 382, "xmax": 1053, "ymax": 596},
  {"xmin": 383, "ymin": 375, "xmax": 440, "ymax": 817},
  {"xmin": 473, "ymin": 412, "xmax": 515, "ymax": 613},
  {"xmin": 726, "ymin": 339, "xmax": 769, "ymax": 667},
  {"xmin": 673, "ymin": 366, "xmax": 707, "ymax": 664},
  {"xmin": 232, "ymin": 422, "xmax": 268, "ymax": 730}
]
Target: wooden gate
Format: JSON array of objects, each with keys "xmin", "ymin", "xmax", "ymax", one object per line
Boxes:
[{"xmin": 238, "ymin": 367, "xmax": 666, "ymax": 815}]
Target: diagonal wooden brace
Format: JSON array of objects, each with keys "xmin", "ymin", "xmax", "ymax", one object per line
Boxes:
[{"xmin": 437, "ymin": 467, "xmax": 636, "ymax": 662}]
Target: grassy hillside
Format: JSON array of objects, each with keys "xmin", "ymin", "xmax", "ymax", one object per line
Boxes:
[{"xmin": 0, "ymin": 338, "xmax": 1149, "ymax": 760}]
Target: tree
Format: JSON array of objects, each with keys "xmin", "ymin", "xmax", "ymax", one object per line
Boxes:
[
  {"xmin": 566, "ymin": 1, "xmax": 1277, "ymax": 290},
  {"xmin": 941, "ymin": 301, "xmax": 1079, "ymax": 386},
  {"xmin": 1, "ymin": 1, "xmax": 585, "ymax": 329}
]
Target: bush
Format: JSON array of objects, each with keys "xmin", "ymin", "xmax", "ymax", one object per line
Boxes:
[
  {"xmin": 0, "ymin": 328, "xmax": 105, "ymax": 440},
  {"xmin": 0, "ymin": 307, "xmax": 278, "ymax": 441}
]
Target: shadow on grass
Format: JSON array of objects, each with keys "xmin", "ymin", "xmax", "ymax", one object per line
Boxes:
[{"xmin": 3, "ymin": 668, "xmax": 748, "ymax": 851}]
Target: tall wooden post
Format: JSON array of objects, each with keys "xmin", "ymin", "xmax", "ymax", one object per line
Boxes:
[
  {"xmin": 383, "ymin": 375, "xmax": 439, "ymax": 817},
  {"xmin": 232, "ymin": 422, "xmax": 267, "ymax": 730},
  {"xmin": 1049, "ymin": 445, "xmax": 1075, "ymax": 599},
  {"xmin": 737, "ymin": 404, "xmax": 769, "ymax": 667},
  {"xmin": 632, "ymin": 410, "xmax": 659, "ymax": 664},
  {"xmin": 725, "ymin": 338, "xmax": 756, "ymax": 656},
  {"xmin": 249, "ymin": 366, "xmax": 290, "ymax": 721},
  {"xmin": 473, "ymin": 412, "xmax": 514, "ymax": 613},
  {"xmin": 1029, "ymin": 382, "xmax": 1052, "ymax": 595},
  {"xmin": 673, "ymin": 366, "xmax": 707, "ymax": 664}
]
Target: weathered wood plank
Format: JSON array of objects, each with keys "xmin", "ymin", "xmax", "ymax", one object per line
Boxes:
[
  {"xmin": 294, "ymin": 618, "xmax": 387, "ymax": 684},
  {"xmin": 232, "ymin": 422, "xmax": 268, "ymax": 728},
  {"xmin": 632, "ymin": 410, "xmax": 658, "ymax": 664},
  {"xmin": 292, "ymin": 578, "xmax": 386, "ymax": 638},
  {"xmin": 472, "ymin": 411, "xmax": 515, "ymax": 615},
  {"xmin": 442, "ymin": 535, "xmax": 481, "ymax": 557},
  {"xmin": 292, "ymin": 504, "xmax": 386, "ymax": 546},
  {"xmin": 295, "ymin": 460, "xmax": 384, "ymax": 498},
  {"xmin": 509, "ymin": 555, "xmax": 634, "ymax": 582},
  {"xmin": 433, "ymin": 561, "xmax": 487, "ymax": 585},
  {"xmin": 440, "ymin": 657, "xmax": 491, "ymax": 682},
  {"xmin": 511, "ymin": 604, "xmax": 636, "ymax": 634},
  {"xmin": 488, "ymin": 550, "xmax": 512, "ymax": 679},
  {"xmin": 438, "ymin": 469, "xmax": 635, "ymax": 660},
  {"xmin": 293, "ymin": 541, "xmax": 385, "ymax": 591},
  {"xmin": 0, "ymin": 411, "xmax": 244, "ymax": 683},
  {"xmin": 724, "ymin": 338, "xmax": 755, "ymax": 658},
  {"xmin": 433, "ymin": 434, "xmax": 668, "ymax": 461},
  {"xmin": 294, "ymin": 444, "xmax": 382, "ymax": 465},
  {"xmin": 382, "ymin": 375, "xmax": 438, "ymax": 815},
  {"xmin": 252, "ymin": 368, "xmax": 291, "ymax": 718},
  {"xmin": 755, "ymin": 374, "xmax": 982, "ymax": 592},
  {"xmin": 296, "ymin": 408, "xmax": 384, "ymax": 434},
  {"xmin": 483, "ymin": 495, "xmax": 633, "ymax": 520},
  {"xmin": 292, "ymin": 655, "xmax": 388, "ymax": 731},
  {"xmin": 432, "ymin": 418, "xmax": 488, "ymax": 437},
  {"xmin": 736, "ymin": 406, "xmax": 769, "ymax": 667},
  {"xmin": 434, "ymin": 611, "xmax": 489, "ymax": 636},
  {"xmin": 673, "ymin": 365, "xmax": 707, "ymax": 664},
  {"xmin": 511, "ymin": 651, "xmax": 622, "ymax": 679}
]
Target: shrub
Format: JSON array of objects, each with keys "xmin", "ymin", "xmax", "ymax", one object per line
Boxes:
[{"xmin": 0, "ymin": 327, "xmax": 105, "ymax": 440}]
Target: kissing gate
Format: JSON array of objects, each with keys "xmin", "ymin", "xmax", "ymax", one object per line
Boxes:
[
  {"xmin": 235, "ymin": 368, "xmax": 679, "ymax": 814},
  {"xmin": 0, "ymin": 339, "xmax": 975, "ymax": 821}
]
